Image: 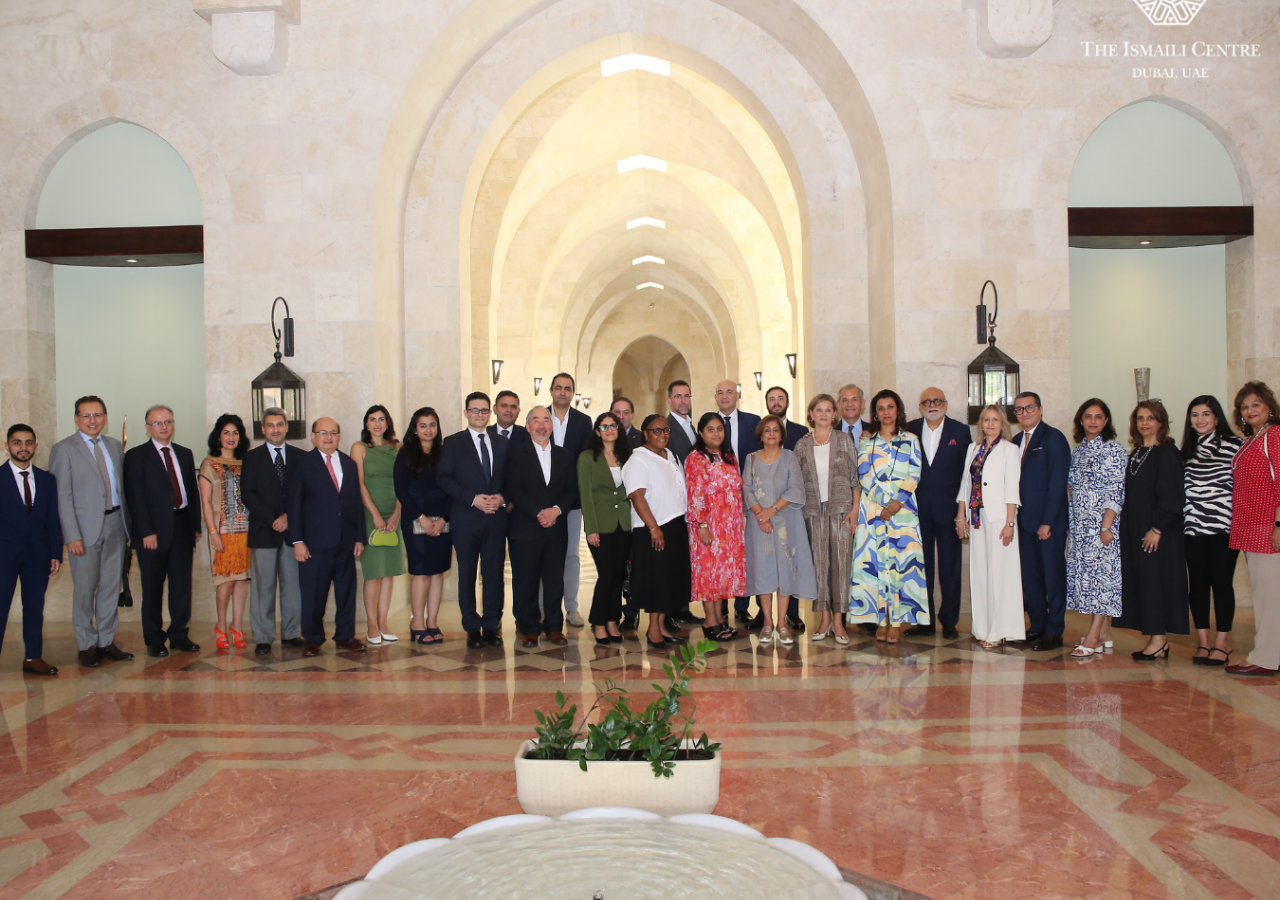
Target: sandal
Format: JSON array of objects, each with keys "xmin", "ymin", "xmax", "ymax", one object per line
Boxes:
[
  {"xmin": 230, "ymin": 628, "xmax": 247, "ymax": 649},
  {"xmin": 424, "ymin": 628, "xmax": 444, "ymax": 645},
  {"xmin": 410, "ymin": 629, "xmax": 427, "ymax": 643},
  {"xmin": 1192, "ymin": 646, "xmax": 1212, "ymax": 666},
  {"xmin": 1204, "ymin": 648, "xmax": 1231, "ymax": 667},
  {"xmin": 876, "ymin": 626, "xmax": 888, "ymax": 642},
  {"xmin": 886, "ymin": 625, "xmax": 900, "ymax": 644},
  {"xmin": 1072, "ymin": 643, "xmax": 1103, "ymax": 658},
  {"xmin": 214, "ymin": 627, "xmax": 229, "ymax": 650}
]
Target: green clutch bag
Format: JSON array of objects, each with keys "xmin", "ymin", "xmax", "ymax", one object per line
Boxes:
[{"xmin": 368, "ymin": 529, "xmax": 399, "ymax": 547}]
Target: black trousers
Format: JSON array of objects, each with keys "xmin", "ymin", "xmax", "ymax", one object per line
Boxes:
[
  {"xmin": 510, "ymin": 535, "xmax": 566, "ymax": 635},
  {"xmin": 452, "ymin": 525, "xmax": 506, "ymax": 633},
  {"xmin": 587, "ymin": 527, "xmax": 630, "ymax": 626},
  {"xmin": 920, "ymin": 510, "xmax": 963, "ymax": 627},
  {"xmin": 1186, "ymin": 533, "xmax": 1238, "ymax": 632},
  {"xmin": 137, "ymin": 507, "xmax": 195, "ymax": 647},
  {"xmin": 1019, "ymin": 523, "xmax": 1068, "ymax": 636},
  {"xmin": 0, "ymin": 543, "xmax": 51, "ymax": 659},
  {"xmin": 299, "ymin": 545, "xmax": 357, "ymax": 644}
]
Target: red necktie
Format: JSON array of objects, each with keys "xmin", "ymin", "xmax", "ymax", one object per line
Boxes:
[
  {"xmin": 326, "ymin": 454, "xmax": 340, "ymax": 491},
  {"xmin": 21, "ymin": 470, "xmax": 31, "ymax": 513},
  {"xmin": 162, "ymin": 446, "xmax": 182, "ymax": 509}
]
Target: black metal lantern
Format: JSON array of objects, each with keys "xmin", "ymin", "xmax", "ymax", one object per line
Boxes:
[
  {"xmin": 967, "ymin": 280, "xmax": 1020, "ymax": 424},
  {"xmin": 251, "ymin": 296, "xmax": 307, "ymax": 440}
]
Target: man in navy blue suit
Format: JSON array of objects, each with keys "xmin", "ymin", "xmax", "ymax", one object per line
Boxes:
[
  {"xmin": 766, "ymin": 386, "xmax": 810, "ymax": 450},
  {"xmin": 1010, "ymin": 392, "xmax": 1071, "ymax": 652},
  {"xmin": 906, "ymin": 388, "xmax": 971, "ymax": 640},
  {"xmin": 0, "ymin": 425, "xmax": 63, "ymax": 675},
  {"xmin": 487, "ymin": 390, "xmax": 530, "ymax": 448},
  {"xmin": 548, "ymin": 373, "xmax": 594, "ymax": 627},
  {"xmin": 439, "ymin": 391, "xmax": 510, "ymax": 649},
  {"xmin": 287, "ymin": 417, "xmax": 366, "ymax": 656}
]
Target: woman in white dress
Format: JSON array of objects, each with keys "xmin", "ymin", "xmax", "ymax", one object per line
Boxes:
[{"xmin": 955, "ymin": 405, "xmax": 1024, "ymax": 649}]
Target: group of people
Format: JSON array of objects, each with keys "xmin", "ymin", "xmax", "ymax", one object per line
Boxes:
[{"xmin": 1, "ymin": 376, "xmax": 1278, "ymax": 677}]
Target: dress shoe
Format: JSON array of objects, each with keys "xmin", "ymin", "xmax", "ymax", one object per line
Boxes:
[
  {"xmin": 520, "ymin": 633, "xmax": 539, "ymax": 648},
  {"xmin": 1226, "ymin": 662, "xmax": 1278, "ymax": 677},
  {"xmin": 466, "ymin": 631, "xmax": 485, "ymax": 649},
  {"xmin": 735, "ymin": 610, "xmax": 754, "ymax": 626},
  {"xmin": 79, "ymin": 648, "xmax": 103, "ymax": 667},
  {"xmin": 1030, "ymin": 634, "xmax": 1064, "ymax": 652},
  {"xmin": 674, "ymin": 610, "xmax": 705, "ymax": 626},
  {"xmin": 254, "ymin": 643, "xmax": 272, "ymax": 656},
  {"xmin": 785, "ymin": 615, "xmax": 806, "ymax": 635},
  {"xmin": 566, "ymin": 610, "xmax": 585, "ymax": 627},
  {"xmin": 1010, "ymin": 631, "xmax": 1045, "ymax": 646},
  {"xmin": 96, "ymin": 643, "xmax": 134, "ymax": 662},
  {"xmin": 145, "ymin": 645, "xmax": 169, "ymax": 659},
  {"xmin": 171, "ymin": 639, "xmax": 201, "ymax": 653},
  {"xmin": 22, "ymin": 658, "xmax": 58, "ymax": 676},
  {"xmin": 280, "ymin": 637, "xmax": 307, "ymax": 648},
  {"xmin": 942, "ymin": 625, "xmax": 960, "ymax": 640},
  {"xmin": 483, "ymin": 629, "xmax": 503, "ymax": 647},
  {"xmin": 548, "ymin": 631, "xmax": 568, "ymax": 646},
  {"xmin": 905, "ymin": 625, "xmax": 935, "ymax": 637},
  {"xmin": 335, "ymin": 639, "xmax": 366, "ymax": 652},
  {"xmin": 303, "ymin": 642, "xmax": 323, "ymax": 657},
  {"xmin": 619, "ymin": 616, "xmax": 639, "ymax": 632}
]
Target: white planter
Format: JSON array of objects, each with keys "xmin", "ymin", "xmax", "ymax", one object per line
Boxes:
[{"xmin": 513, "ymin": 740, "xmax": 721, "ymax": 817}]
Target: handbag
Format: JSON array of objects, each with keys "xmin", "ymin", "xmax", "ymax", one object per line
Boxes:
[
  {"xmin": 412, "ymin": 516, "xmax": 449, "ymax": 535},
  {"xmin": 368, "ymin": 528, "xmax": 399, "ymax": 547}
]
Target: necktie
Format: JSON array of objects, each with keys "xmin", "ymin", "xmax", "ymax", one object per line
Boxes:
[
  {"xmin": 161, "ymin": 446, "xmax": 182, "ymax": 509},
  {"xmin": 479, "ymin": 434, "xmax": 492, "ymax": 483},
  {"xmin": 21, "ymin": 470, "xmax": 31, "ymax": 513},
  {"xmin": 501, "ymin": 428, "xmax": 510, "ymax": 438},
  {"xmin": 273, "ymin": 447, "xmax": 286, "ymax": 484},
  {"xmin": 722, "ymin": 414, "xmax": 733, "ymax": 451},
  {"xmin": 92, "ymin": 438, "xmax": 113, "ymax": 506},
  {"xmin": 1021, "ymin": 431, "xmax": 1030, "ymax": 460},
  {"xmin": 325, "ymin": 453, "xmax": 340, "ymax": 491}
]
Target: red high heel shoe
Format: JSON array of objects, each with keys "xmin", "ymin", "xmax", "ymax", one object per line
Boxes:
[
  {"xmin": 230, "ymin": 628, "xmax": 247, "ymax": 649},
  {"xmin": 214, "ymin": 628, "xmax": 230, "ymax": 650}
]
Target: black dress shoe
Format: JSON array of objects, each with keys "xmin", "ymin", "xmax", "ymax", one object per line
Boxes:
[
  {"xmin": 620, "ymin": 616, "xmax": 639, "ymax": 632},
  {"xmin": 466, "ymin": 631, "xmax": 485, "ymax": 649},
  {"xmin": 662, "ymin": 633, "xmax": 688, "ymax": 644},
  {"xmin": 171, "ymin": 639, "xmax": 201, "ymax": 653},
  {"xmin": 674, "ymin": 610, "xmax": 705, "ymax": 625},
  {"xmin": 146, "ymin": 645, "xmax": 169, "ymax": 658},
  {"xmin": 1010, "ymin": 631, "xmax": 1045, "ymax": 646},
  {"xmin": 609, "ymin": 634, "xmax": 624, "ymax": 644},
  {"xmin": 942, "ymin": 625, "xmax": 960, "ymax": 640},
  {"xmin": 254, "ymin": 643, "xmax": 272, "ymax": 656},
  {"xmin": 785, "ymin": 615, "xmax": 806, "ymax": 635},
  {"xmin": 1030, "ymin": 634, "xmax": 1064, "ymax": 652},
  {"xmin": 735, "ymin": 610, "xmax": 754, "ymax": 626},
  {"xmin": 482, "ymin": 629, "xmax": 503, "ymax": 647},
  {"xmin": 79, "ymin": 649, "xmax": 103, "ymax": 667},
  {"xmin": 280, "ymin": 637, "xmax": 307, "ymax": 648},
  {"xmin": 905, "ymin": 625, "xmax": 935, "ymax": 637},
  {"xmin": 96, "ymin": 643, "xmax": 134, "ymax": 661}
]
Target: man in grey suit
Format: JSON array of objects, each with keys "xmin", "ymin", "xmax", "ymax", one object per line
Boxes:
[
  {"xmin": 48, "ymin": 395, "xmax": 134, "ymax": 668},
  {"xmin": 665, "ymin": 380, "xmax": 696, "ymax": 462}
]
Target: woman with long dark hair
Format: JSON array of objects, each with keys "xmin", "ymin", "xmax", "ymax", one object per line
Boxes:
[
  {"xmin": 352, "ymin": 404, "xmax": 405, "ymax": 644},
  {"xmin": 579, "ymin": 411, "xmax": 632, "ymax": 644},
  {"xmin": 686, "ymin": 411, "xmax": 745, "ymax": 641},
  {"xmin": 394, "ymin": 407, "xmax": 450, "ymax": 645},
  {"xmin": 1180, "ymin": 395, "xmax": 1242, "ymax": 665},
  {"xmin": 199, "ymin": 414, "xmax": 251, "ymax": 649}
]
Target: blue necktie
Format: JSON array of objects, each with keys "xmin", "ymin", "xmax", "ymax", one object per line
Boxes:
[{"xmin": 479, "ymin": 434, "xmax": 492, "ymax": 484}]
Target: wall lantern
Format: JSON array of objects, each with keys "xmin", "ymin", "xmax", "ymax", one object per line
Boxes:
[
  {"xmin": 967, "ymin": 280, "xmax": 1020, "ymax": 425},
  {"xmin": 785, "ymin": 353, "xmax": 797, "ymax": 379},
  {"xmin": 251, "ymin": 296, "xmax": 306, "ymax": 440},
  {"xmin": 533, "ymin": 377, "xmax": 542, "ymax": 397},
  {"xmin": 753, "ymin": 371, "xmax": 763, "ymax": 391},
  {"xmin": 491, "ymin": 359, "xmax": 504, "ymax": 384},
  {"xmin": 582, "ymin": 397, "xmax": 592, "ymax": 410},
  {"xmin": 736, "ymin": 383, "xmax": 742, "ymax": 396}
]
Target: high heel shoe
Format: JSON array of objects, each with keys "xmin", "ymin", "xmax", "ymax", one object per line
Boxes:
[
  {"xmin": 365, "ymin": 633, "xmax": 383, "ymax": 646},
  {"xmin": 1132, "ymin": 642, "xmax": 1170, "ymax": 661},
  {"xmin": 1192, "ymin": 646, "xmax": 1212, "ymax": 666},
  {"xmin": 230, "ymin": 628, "xmax": 247, "ymax": 649},
  {"xmin": 1204, "ymin": 648, "xmax": 1231, "ymax": 667},
  {"xmin": 214, "ymin": 627, "xmax": 229, "ymax": 650},
  {"xmin": 646, "ymin": 637, "xmax": 669, "ymax": 651}
]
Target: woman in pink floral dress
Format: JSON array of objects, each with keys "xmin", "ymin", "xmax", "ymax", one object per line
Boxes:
[{"xmin": 686, "ymin": 412, "xmax": 747, "ymax": 641}]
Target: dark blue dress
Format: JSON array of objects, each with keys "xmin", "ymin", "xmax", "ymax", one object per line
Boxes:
[{"xmin": 393, "ymin": 451, "xmax": 452, "ymax": 576}]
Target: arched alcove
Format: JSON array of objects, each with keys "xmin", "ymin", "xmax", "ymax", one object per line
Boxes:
[{"xmin": 612, "ymin": 335, "xmax": 689, "ymax": 418}]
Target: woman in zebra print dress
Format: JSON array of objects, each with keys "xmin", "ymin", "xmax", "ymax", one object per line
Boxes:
[{"xmin": 1181, "ymin": 396, "xmax": 1242, "ymax": 666}]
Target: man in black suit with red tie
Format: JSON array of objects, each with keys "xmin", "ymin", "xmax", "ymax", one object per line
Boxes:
[
  {"xmin": 287, "ymin": 417, "xmax": 366, "ymax": 657},
  {"xmin": 124, "ymin": 405, "xmax": 202, "ymax": 659},
  {"xmin": 906, "ymin": 388, "xmax": 972, "ymax": 640},
  {"xmin": 0, "ymin": 425, "xmax": 63, "ymax": 675}
]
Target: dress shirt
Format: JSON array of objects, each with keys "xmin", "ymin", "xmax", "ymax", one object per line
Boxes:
[
  {"xmin": 551, "ymin": 408, "xmax": 570, "ymax": 447},
  {"xmin": 468, "ymin": 427, "xmax": 494, "ymax": 478},
  {"xmin": 9, "ymin": 462, "xmax": 35, "ymax": 503},
  {"xmin": 532, "ymin": 439, "xmax": 553, "ymax": 486},
  {"xmin": 497, "ymin": 426, "xmax": 513, "ymax": 440},
  {"xmin": 621, "ymin": 447, "xmax": 687, "ymax": 528},
  {"xmin": 267, "ymin": 443, "xmax": 287, "ymax": 466},
  {"xmin": 722, "ymin": 409, "xmax": 740, "ymax": 459},
  {"xmin": 922, "ymin": 419, "xmax": 944, "ymax": 465},
  {"xmin": 152, "ymin": 438, "xmax": 189, "ymax": 508},
  {"xmin": 841, "ymin": 419, "xmax": 863, "ymax": 443},
  {"xmin": 670, "ymin": 412, "xmax": 696, "ymax": 445},
  {"xmin": 78, "ymin": 430, "xmax": 120, "ymax": 506},
  {"xmin": 1019, "ymin": 425, "xmax": 1037, "ymax": 461},
  {"xmin": 319, "ymin": 450, "xmax": 344, "ymax": 489}
]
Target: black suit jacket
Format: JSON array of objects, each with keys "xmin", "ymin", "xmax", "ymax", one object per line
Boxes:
[
  {"xmin": 503, "ymin": 441, "xmax": 579, "ymax": 542},
  {"xmin": 623, "ymin": 426, "xmax": 644, "ymax": 448},
  {"xmin": 488, "ymin": 423, "xmax": 530, "ymax": 448},
  {"xmin": 437, "ymin": 429, "xmax": 510, "ymax": 532},
  {"xmin": 286, "ymin": 449, "xmax": 363, "ymax": 551},
  {"xmin": 124, "ymin": 442, "xmax": 201, "ymax": 551},
  {"xmin": 666, "ymin": 414, "xmax": 696, "ymax": 462},
  {"xmin": 727, "ymin": 410, "xmax": 762, "ymax": 472},
  {"xmin": 1014, "ymin": 422, "xmax": 1071, "ymax": 533},
  {"xmin": 906, "ymin": 416, "xmax": 973, "ymax": 523},
  {"xmin": 553, "ymin": 408, "xmax": 592, "ymax": 509},
  {"xmin": 241, "ymin": 442, "xmax": 298, "ymax": 549},
  {"xmin": 782, "ymin": 418, "xmax": 810, "ymax": 451},
  {"xmin": 0, "ymin": 463, "xmax": 62, "ymax": 562}
]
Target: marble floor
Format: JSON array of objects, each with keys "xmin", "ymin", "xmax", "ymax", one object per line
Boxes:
[{"xmin": 2, "ymin": 590, "xmax": 1279, "ymax": 900}]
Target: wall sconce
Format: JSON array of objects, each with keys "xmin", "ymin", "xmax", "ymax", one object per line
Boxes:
[
  {"xmin": 785, "ymin": 353, "xmax": 797, "ymax": 379},
  {"xmin": 533, "ymin": 376, "xmax": 542, "ymax": 397},
  {"xmin": 582, "ymin": 397, "xmax": 592, "ymax": 410},
  {"xmin": 491, "ymin": 359, "xmax": 504, "ymax": 384},
  {"xmin": 251, "ymin": 296, "xmax": 306, "ymax": 440},
  {"xmin": 736, "ymin": 383, "xmax": 742, "ymax": 396},
  {"xmin": 753, "ymin": 371, "xmax": 762, "ymax": 391},
  {"xmin": 967, "ymin": 280, "xmax": 1020, "ymax": 424},
  {"xmin": 573, "ymin": 393, "xmax": 582, "ymax": 408}
]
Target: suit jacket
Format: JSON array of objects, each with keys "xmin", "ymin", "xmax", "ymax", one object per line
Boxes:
[
  {"xmin": 782, "ymin": 418, "xmax": 810, "ymax": 451},
  {"xmin": 393, "ymin": 451, "xmax": 450, "ymax": 523},
  {"xmin": 838, "ymin": 419, "xmax": 874, "ymax": 447},
  {"xmin": 124, "ymin": 441, "xmax": 201, "ymax": 551},
  {"xmin": 666, "ymin": 413, "xmax": 696, "ymax": 462},
  {"xmin": 552, "ymin": 407, "xmax": 592, "ymax": 510},
  {"xmin": 793, "ymin": 431, "xmax": 858, "ymax": 518},
  {"xmin": 727, "ymin": 410, "xmax": 762, "ymax": 472},
  {"xmin": 1014, "ymin": 422, "xmax": 1070, "ymax": 532},
  {"xmin": 48, "ymin": 431, "xmax": 129, "ymax": 546},
  {"xmin": 488, "ymin": 422, "xmax": 530, "ymax": 448},
  {"xmin": 241, "ymin": 442, "xmax": 298, "ymax": 549},
  {"xmin": 577, "ymin": 450, "xmax": 630, "ymax": 536},
  {"xmin": 957, "ymin": 439, "xmax": 1022, "ymax": 517},
  {"xmin": 285, "ymin": 448, "xmax": 363, "ymax": 551},
  {"xmin": 906, "ymin": 416, "xmax": 973, "ymax": 523},
  {"xmin": 437, "ymin": 429, "xmax": 510, "ymax": 532},
  {"xmin": 0, "ymin": 463, "xmax": 62, "ymax": 561},
  {"xmin": 503, "ymin": 440, "xmax": 578, "ymax": 542},
  {"xmin": 623, "ymin": 426, "xmax": 644, "ymax": 449}
]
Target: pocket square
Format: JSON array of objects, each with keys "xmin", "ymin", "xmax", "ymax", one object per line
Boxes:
[{"xmin": 947, "ymin": 439, "xmax": 957, "ymax": 445}]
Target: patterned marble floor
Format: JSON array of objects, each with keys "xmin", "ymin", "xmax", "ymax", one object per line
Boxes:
[{"xmin": 1, "ymin": 599, "xmax": 1279, "ymax": 900}]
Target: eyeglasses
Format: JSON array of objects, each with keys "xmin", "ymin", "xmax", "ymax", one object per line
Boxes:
[
  {"xmin": 312, "ymin": 430, "xmax": 340, "ymax": 437},
  {"xmin": 646, "ymin": 427, "xmax": 671, "ymax": 435},
  {"xmin": 597, "ymin": 424, "xmax": 619, "ymax": 431},
  {"xmin": 147, "ymin": 420, "xmax": 174, "ymax": 428},
  {"xmin": 1013, "ymin": 404, "xmax": 1038, "ymax": 415},
  {"xmin": 78, "ymin": 413, "xmax": 105, "ymax": 420},
  {"xmin": 921, "ymin": 398, "xmax": 946, "ymax": 407},
  {"xmin": 466, "ymin": 408, "xmax": 491, "ymax": 416}
]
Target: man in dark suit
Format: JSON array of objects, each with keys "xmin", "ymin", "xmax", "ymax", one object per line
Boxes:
[
  {"xmin": 548, "ymin": 373, "xmax": 593, "ymax": 627},
  {"xmin": 766, "ymin": 386, "xmax": 810, "ymax": 450},
  {"xmin": 438, "ymin": 391, "xmax": 510, "ymax": 649},
  {"xmin": 123, "ymin": 405, "xmax": 201, "ymax": 659},
  {"xmin": 837, "ymin": 383, "xmax": 871, "ymax": 445},
  {"xmin": 665, "ymin": 380, "xmax": 696, "ymax": 462},
  {"xmin": 287, "ymin": 417, "xmax": 366, "ymax": 656},
  {"xmin": 611, "ymin": 396, "xmax": 644, "ymax": 448},
  {"xmin": 504, "ymin": 407, "xmax": 579, "ymax": 647},
  {"xmin": 488, "ymin": 390, "xmax": 530, "ymax": 447},
  {"xmin": 0, "ymin": 425, "xmax": 63, "ymax": 675},
  {"xmin": 1010, "ymin": 392, "xmax": 1071, "ymax": 652},
  {"xmin": 906, "ymin": 388, "xmax": 971, "ymax": 639},
  {"xmin": 242, "ymin": 407, "xmax": 305, "ymax": 655}
]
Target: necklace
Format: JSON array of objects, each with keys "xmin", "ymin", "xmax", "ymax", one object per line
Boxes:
[
  {"xmin": 813, "ymin": 429, "xmax": 831, "ymax": 446},
  {"xmin": 868, "ymin": 434, "xmax": 901, "ymax": 484},
  {"xmin": 1129, "ymin": 445, "xmax": 1153, "ymax": 475}
]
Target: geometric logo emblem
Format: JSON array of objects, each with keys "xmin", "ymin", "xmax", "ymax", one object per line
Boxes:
[{"xmin": 1134, "ymin": 0, "xmax": 1207, "ymax": 25}]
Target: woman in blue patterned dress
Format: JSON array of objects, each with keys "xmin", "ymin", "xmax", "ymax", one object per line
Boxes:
[
  {"xmin": 848, "ymin": 389, "xmax": 927, "ymax": 643},
  {"xmin": 1067, "ymin": 398, "xmax": 1127, "ymax": 658}
]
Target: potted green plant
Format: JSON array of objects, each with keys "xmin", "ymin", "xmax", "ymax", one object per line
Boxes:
[{"xmin": 514, "ymin": 639, "xmax": 723, "ymax": 816}]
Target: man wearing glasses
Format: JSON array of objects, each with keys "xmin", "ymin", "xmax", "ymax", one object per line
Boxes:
[
  {"xmin": 439, "ymin": 392, "xmax": 510, "ymax": 649},
  {"xmin": 49, "ymin": 396, "xmax": 134, "ymax": 667},
  {"xmin": 1009, "ymin": 392, "xmax": 1070, "ymax": 652},
  {"xmin": 906, "ymin": 388, "xmax": 971, "ymax": 639}
]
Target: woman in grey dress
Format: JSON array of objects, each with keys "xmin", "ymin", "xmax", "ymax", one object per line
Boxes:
[{"xmin": 742, "ymin": 415, "xmax": 818, "ymax": 646}]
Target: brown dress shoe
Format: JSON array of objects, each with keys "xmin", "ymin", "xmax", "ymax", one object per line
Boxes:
[
  {"xmin": 547, "ymin": 632, "xmax": 568, "ymax": 646},
  {"xmin": 521, "ymin": 633, "xmax": 539, "ymax": 648},
  {"xmin": 78, "ymin": 649, "xmax": 103, "ymax": 668},
  {"xmin": 96, "ymin": 643, "xmax": 134, "ymax": 662},
  {"xmin": 303, "ymin": 642, "xmax": 323, "ymax": 657},
  {"xmin": 1226, "ymin": 662, "xmax": 1279, "ymax": 677},
  {"xmin": 23, "ymin": 658, "xmax": 58, "ymax": 676},
  {"xmin": 335, "ymin": 639, "xmax": 366, "ymax": 652}
]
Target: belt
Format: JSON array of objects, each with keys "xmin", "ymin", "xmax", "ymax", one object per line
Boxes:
[{"xmin": 104, "ymin": 506, "xmax": 120, "ymax": 514}]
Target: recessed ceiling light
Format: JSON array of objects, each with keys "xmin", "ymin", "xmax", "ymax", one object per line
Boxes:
[
  {"xmin": 1139, "ymin": 240, "xmax": 1151, "ymax": 245},
  {"xmin": 632, "ymin": 256, "xmax": 665, "ymax": 266},
  {"xmin": 600, "ymin": 54, "xmax": 670, "ymax": 77},
  {"xmin": 637, "ymin": 282, "xmax": 664, "ymax": 290},
  {"xmin": 126, "ymin": 258, "xmax": 138, "ymax": 263},
  {"xmin": 626, "ymin": 217, "xmax": 665, "ymax": 230},
  {"xmin": 617, "ymin": 155, "xmax": 667, "ymax": 174}
]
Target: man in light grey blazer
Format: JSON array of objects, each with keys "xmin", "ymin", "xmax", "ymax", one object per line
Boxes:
[{"xmin": 48, "ymin": 395, "xmax": 133, "ymax": 668}]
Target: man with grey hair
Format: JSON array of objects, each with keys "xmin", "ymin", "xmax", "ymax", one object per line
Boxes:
[
  {"xmin": 837, "ymin": 383, "xmax": 870, "ymax": 444},
  {"xmin": 241, "ymin": 407, "xmax": 305, "ymax": 655},
  {"xmin": 124, "ymin": 404, "xmax": 201, "ymax": 658}
]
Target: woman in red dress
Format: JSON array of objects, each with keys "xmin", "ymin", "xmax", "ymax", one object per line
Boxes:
[{"xmin": 686, "ymin": 412, "xmax": 746, "ymax": 641}]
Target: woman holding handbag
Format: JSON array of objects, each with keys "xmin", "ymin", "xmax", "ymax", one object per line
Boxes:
[
  {"xmin": 353, "ymin": 404, "xmax": 405, "ymax": 644},
  {"xmin": 395, "ymin": 407, "xmax": 451, "ymax": 646}
]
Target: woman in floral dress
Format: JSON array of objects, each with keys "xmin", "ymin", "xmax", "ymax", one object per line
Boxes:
[
  {"xmin": 199, "ymin": 413, "xmax": 251, "ymax": 650},
  {"xmin": 685, "ymin": 412, "xmax": 746, "ymax": 641}
]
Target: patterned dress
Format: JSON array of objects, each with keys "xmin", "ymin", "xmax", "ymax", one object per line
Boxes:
[
  {"xmin": 199, "ymin": 456, "xmax": 249, "ymax": 585},
  {"xmin": 684, "ymin": 451, "xmax": 747, "ymax": 604},
  {"xmin": 848, "ymin": 432, "xmax": 928, "ymax": 626},
  {"xmin": 1066, "ymin": 437, "xmax": 1126, "ymax": 616}
]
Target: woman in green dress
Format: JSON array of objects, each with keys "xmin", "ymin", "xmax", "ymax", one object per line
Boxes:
[{"xmin": 352, "ymin": 404, "xmax": 405, "ymax": 644}]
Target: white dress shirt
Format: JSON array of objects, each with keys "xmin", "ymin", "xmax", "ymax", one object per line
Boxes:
[
  {"xmin": 9, "ymin": 462, "xmax": 35, "ymax": 504},
  {"xmin": 670, "ymin": 412, "xmax": 696, "ymax": 445},
  {"xmin": 152, "ymin": 438, "xmax": 189, "ymax": 508},
  {"xmin": 1018, "ymin": 425, "xmax": 1037, "ymax": 462},
  {"xmin": 267, "ymin": 443, "xmax": 287, "ymax": 467},
  {"xmin": 319, "ymin": 450, "xmax": 344, "ymax": 489},
  {"xmin": 532, "ymin": 439, "xmax": 553, "ymax": 485},
  {"xmin": 78, "ymin": 430, "xmax": 120, "ymax": 506},
  {"xmin": 621, "ymin": 447, "xmax": 687, "ymax": 528},
  {"xmin": 551, "ymin": 408, "xmax": 570, "ymax": 447},
  {"xmin": 922, "ymin": 419, "xmax": 944, "ymax": 465}
]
